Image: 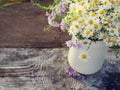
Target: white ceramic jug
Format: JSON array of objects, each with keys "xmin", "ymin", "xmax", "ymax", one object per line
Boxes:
[{"xmin": 68, "ymin": 40, "xmax": 108, "ymax": 75}]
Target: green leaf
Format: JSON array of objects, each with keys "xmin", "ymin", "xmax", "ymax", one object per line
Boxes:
[
  {"xmin": 53, "ymin": 14, "xmax": 64, "ymax": 22},
  {"xmin": 36, "ymin": 3, "xmax": 51, "ymax": 11},
  {"xmin": 54, "ymin": 0, "xmax": 60, "ymax": 4},
  {"xmin": 71, "ymin": 0, "xmax": 75, "ymax": 3},
  {"xmin": 76, "ymin": 32, "xmax": 84, "ymax": 40}
]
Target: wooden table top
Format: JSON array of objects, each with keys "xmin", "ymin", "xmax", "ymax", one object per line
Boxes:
[{"xmin": 0, "ymin": 2, "xmax": 70, "ymax": 48}]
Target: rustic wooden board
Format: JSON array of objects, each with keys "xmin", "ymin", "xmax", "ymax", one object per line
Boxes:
[
  {"xmin": 0, "ymin": 48, "xmax": 119, "ymax": 90},
  {"xmin": 0, "ymin": 3, "xmax": 70, "ymax": 48}
]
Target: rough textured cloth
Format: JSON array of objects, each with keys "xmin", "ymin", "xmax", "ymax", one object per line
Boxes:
[{"xmin": 0, "ymin": 48, "xmax": 119, "ymax": 90}]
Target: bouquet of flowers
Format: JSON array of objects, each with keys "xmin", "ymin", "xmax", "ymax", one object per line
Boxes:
[{"xmin": 37, "ymin": 0, "xmax": 120, "ymax": 57}]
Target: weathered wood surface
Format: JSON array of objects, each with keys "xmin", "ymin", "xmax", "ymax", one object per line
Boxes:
[
  {"xmin": 0, "ymin": 48, "xmax": 119, "ymax": 90},
  {"xmin": 0, "ymin": 3, "xmax": 70, "ymax": 48}
]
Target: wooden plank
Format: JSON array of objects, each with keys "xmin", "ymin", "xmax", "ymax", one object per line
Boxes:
[
  {"xmin": 0, "ymin": 3, "xmax": 70, "ymax": 48},
  {"xmin": 0, "ymin": 48, "xmax": 119, "ymax": 89}
]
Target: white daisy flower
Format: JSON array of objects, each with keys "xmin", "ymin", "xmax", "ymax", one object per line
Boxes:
[
  {"xmin": 108, "ymin": 0, "xmax": 116, "ymax": 5},
  {"xmin": 76, "ymin": 5, "xmax": 86, "ymax": 15},
  {"xmin": 89, "ymin": 12, "xmax": 96, "ymax": 17},
  {"xmin": 97, "ymin": 8, "xmax": 106, "ymax": 16},
  {"xmin": 108, "ymin": 27, "xmax": 116, "ymax": 36},
  {"xmin": 78, "ymin": 52, "xmax": 90, "ymax": 63},
  {"xmin": 102, "ymin": 0, "xmax": 113, "ymax": 9},
  {"xmin": 99, "ymin": 33, "xmax": 107, "ymax": 40},
  {"xmin": 104, "ymin": 15, "xmax": 112, "ymax": 26},
  {"xmin": 69, "ymin": 22, "xmax": 81, "ymax": 35},
  {"xmin": 83, "ymin": 2, "xmax": 89, "ymax": 10},
  {"xmin": 116, "ymin": 26, "xmax": 120, "ymax": 34},
  {"xmin": 104, "ymin": 38, "xmax": 113, "ymax": 47},
  {"xmin": 112, "ymin": 16, "xmax": 119, "ymax": 25},
  {"xmin": 114, "ymin": 27, "xmax": 120, "ymax": 36},
  {"xmin": 85, "ymin": 17, "xmax": 96, "ymax": 31},
  {"xmin": 82, "ymin": 29, "xmax": 94, "ymax": 38},
  {"xmin": 81, "ymin": 39, "xmax": 91, "ymax": 45},
  {"xmin": 69, "ymin": 3, "xmax": 76, "ymax": 12},
  {"xmin": 93, "ymin": 0, "xmax": 99, "ymax": 3},
  {"xmin": 104, "ymin": 37, "xmax": 118, "ymax": 47},
  {"xmin": 86, "ymin": 17, "xmax": 94, "ymax": 26},
  {"xmin": 93, "ymin": 19, "xmax": 101, "ymax": 31},
  {"xmin": 111, "ymin": 39, "xmax": 118, "ymax": 46}
]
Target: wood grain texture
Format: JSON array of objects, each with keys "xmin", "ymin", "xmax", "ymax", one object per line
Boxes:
[
  {"xmin": 0, "ymin": 3, "xmax": 70, "ymax": 48},
  {"xmin": 0, "ymin": 48, "xmax": 119, "ymax": 90}
]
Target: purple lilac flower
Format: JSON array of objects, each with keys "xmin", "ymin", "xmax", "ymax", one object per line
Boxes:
[
  {"xmin": 31, "ymin": 71, "xmax": 37, "ymax": 77},
  {"xmin": 60, "ymin": 19, "xmax": 68, "ymax": 31},
  {"xmin": 51, "ymin": 79, "xmax": 58, "ymax": 84},
  {"xmin": 66, "ymin": 67, "xmax": 87, "ymax": 80},
  {"xmin": 49, "ymin": 12, "xmax": 56, "ymax": 20},
  {"xmin": 45, "ymin": 12, "xmax": 50, "ymax": 16},
  {"xmin": 66, "ymin": 67, "xmax": 78, "ymax": 78},
  {"xmin": 48, "ymin": 12, "xmax": 60, "ymax": 27},
  {"xmin": 66, "ymin": 40, "xmax": 76, "ymax": 47},
  {"xmin": 66, "ymin": 40, "xmax": 82, "ymax": 48},
  {"xmin": 46, "ymin": 0, "xmax": 69, "ymax": 28},
  {"xmin": 77, "ymin": 43, "xmax": 83, "ymax": 48},
  {"xmin": 56, "ymin": 0, "xmax": 68, "ymax": 15},
  {"xmin": 75, "ymin": 74, "xmax": 87, "ymax": 80}
]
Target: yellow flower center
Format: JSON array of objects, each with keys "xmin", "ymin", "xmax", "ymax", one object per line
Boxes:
[
  {"xmin": 83, "ymin": 5, "xmax": 87, "ymax": 9},
  {"xmin": 75, "ymin": 25, "xmax": 79, "ymax": 28},
  {"xmin": 99, "ymin": 9, "xmax": 105, "ymax": 15},
  {"xmin": 72, "ymin": 17, "xmax": 77, "ymax": 21},
  {"xmin": 93, "ymin": 0, "xmax": 98, "ymax": 3},
  {"xmin": 118, "ymin": 28, "xmax": 120, "ymax": 33},
  {"xmin": 107, "ymin": 19, "xmax": 111, "ymax": 23},
  {"xmin": 104, "ymin": 1, "xmax": 107, "ymax": 5},
  {"xmin": 114, "ymin": 18, "xmax": 118, "ymax": 22},
  {"xmin": 90, "ymin": 3, "xmax": 95, "ymax": 8},
  {"xmin": 110, "ymin": 29, "xmax": 114, "ymax": 33},
  {"xmin": 108, "ymin": 38, "xmax": 112, "ymax": 43},
  {"xmin": 81, "ymin": 54, "xmax": 87, "ymax": 59},
  {"xmin": 72, "ymin": 7, "xmax": 76, "ymax": 11},
  {"xmin": 102, "ymin": 35, "xmax": 107, "ymax": 40},
  {"xmin": 90, "ymin": 12, "xmax": 96, "ymax": 17},
  {"xmin": 88, "ymin": 20, "xmax": 93, "ymax": 25},
  {"xmin": 83, "ymin": 41, "xmax": 88, "ymax": 44},
  {"xmin": 109, "ymin": 0, "xmax": 115, "ymax": 4},
  {"xmin": 111, "ymin": 40, "xmax": 117, "ymax": 44},
  {"xmin": 78, "ymin": 9, "xmax": 83, "ymax": 14},
  {"xmin": 94, "ymin": 24, "xmax": 99, "ymax": 29},
  {"xmin": 84, "ymin": 29, "xmax": 91, "ymax": 35}
]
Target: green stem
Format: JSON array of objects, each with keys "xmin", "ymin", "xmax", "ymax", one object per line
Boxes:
[
  {"xmin": 36, "ymin": 3, "xmax": 51, "ymax": 11},
  {"xmin": 87, "ymin": 41, "xmax": 92, "ymax": 50}
]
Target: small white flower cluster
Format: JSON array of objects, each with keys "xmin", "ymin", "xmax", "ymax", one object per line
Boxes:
[{"xmin": 64, "ymin": 0, "xmax": 120, "ymax": 47}]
